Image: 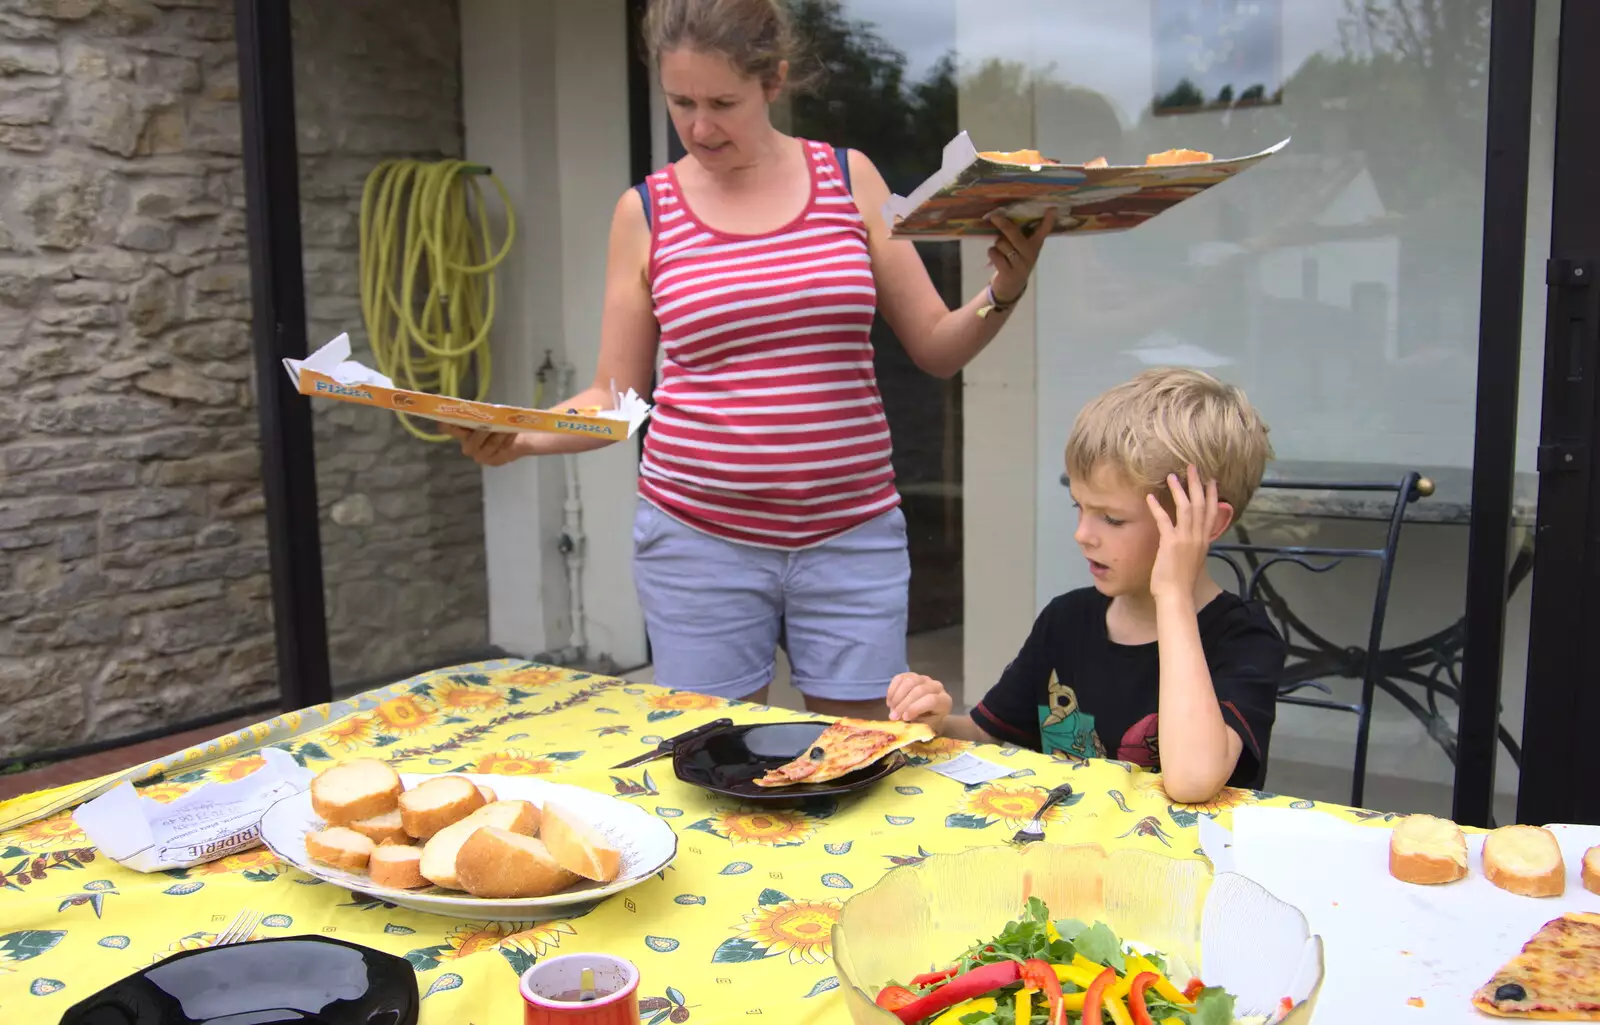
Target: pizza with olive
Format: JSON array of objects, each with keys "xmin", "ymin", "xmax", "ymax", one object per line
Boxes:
[
  {"xmin": 753, "ymin": 719, "xmax": 933, "ymax": 787},
  {"xmin": 1474, "ymin": 913, "xmax": 1600, "ymax": 1019}
]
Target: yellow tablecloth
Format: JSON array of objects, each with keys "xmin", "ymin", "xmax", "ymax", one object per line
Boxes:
[{"xmin": 0, "ymin": 661, "xmax": 1390, "ymax": 1022}]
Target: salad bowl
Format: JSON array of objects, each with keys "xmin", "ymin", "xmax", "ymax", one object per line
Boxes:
[{"xmin": 831, "ymin": 843, "xmax": 1324, "ymax": 1024}]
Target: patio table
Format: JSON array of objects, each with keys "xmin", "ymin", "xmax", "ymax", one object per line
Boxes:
[{"xmin": 0, "ymin": 660, "xmax": 1383, "ymax": 1023}]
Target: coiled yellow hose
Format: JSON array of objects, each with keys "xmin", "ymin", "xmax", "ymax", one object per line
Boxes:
[{"xmin": 359, "ymin": 159, "xmax": 516, "ymax": 441}]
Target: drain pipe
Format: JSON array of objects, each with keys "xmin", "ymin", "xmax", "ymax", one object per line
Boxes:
[{"xmin": 556, "ymin": 360, "xmax": 588, "ymax": 662}]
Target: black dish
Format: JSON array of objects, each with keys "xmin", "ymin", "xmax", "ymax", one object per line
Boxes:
[
  {"xmin": 672, "ymin": 721, "xmax": 908, "ymax": 802},
  {"xmin": 58, "ymin": 935, "xmax": 418, "ymax": 1025}
]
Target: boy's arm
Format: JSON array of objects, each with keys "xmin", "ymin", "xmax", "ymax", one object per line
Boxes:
[
  {"xmin": 1146, "ymin": 467, "xmax": 1254, "ymax": 803},
  {"xmin": 1153, "ymin": 592, "xmax": 1244, "ymax": 802},
  {"xmin": 965, "ymin": 600, "xmax": 1064, "ymax": 751}
]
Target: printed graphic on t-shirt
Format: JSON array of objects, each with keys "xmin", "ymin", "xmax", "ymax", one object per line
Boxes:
[
  {"xmin": 1036, "ymin": 672, "xmax": 1105, "ymax": 760},
  {"xmin": 1117, "ymin": 712, "xmax": 1160, "ymax": 769}
]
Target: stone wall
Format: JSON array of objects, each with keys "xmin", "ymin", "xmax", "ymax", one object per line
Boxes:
[{"xmin": 0, "ymin": 0, "xmax": 487, "ymax": 761}]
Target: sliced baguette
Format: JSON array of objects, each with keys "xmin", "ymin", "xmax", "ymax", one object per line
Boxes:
[
  {"xmin": 1389, "ymin": 814, "xmax": 1468, "ymax": 885},
  {"xmin": 399, "ymin": 775, "xmax": 487, "ymax": 839},
  {"xmin": 541, "ymin": 802, "xmax": 622, "ymax": 883},
  {"xmin": 310, "ymin": 759, "xmax": 402, "ymax": 825},
  {"xmin": 305, "ymin": 826, "xmax": 374, "ymax": 871},
  {"xmin": 346, "ymin": 808, "xmax": 410, "ymax": 846},
  {"xmin": 1484, "ymin": 824, "xmax": 1565, "ymax": 897},
  {"xmin": 456, "ymin": 826, "xmax": 580, "ymax": 899},
  {"xmin": 1585, "ymin": 846, "xmax": 1600, "ymax": 896},
  {"xmin": 476, "ymin": 785, "xmax": 497, "ymax": 804},
  {"xmin": 419, "ymin": 800, "xmax": 540, "ymax": 890},
  {"xmin": 368, "ymin": 843, "xmax": 428, "ymax": 889}
]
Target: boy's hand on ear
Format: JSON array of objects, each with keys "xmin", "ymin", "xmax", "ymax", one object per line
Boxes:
[
  {"xmin": 1147, "ymin": 464, "xmax": 1222, "ymax": 603},
  {"xmin": 886, "ymin": 673, "xmax": 952, "ymax": 734}
]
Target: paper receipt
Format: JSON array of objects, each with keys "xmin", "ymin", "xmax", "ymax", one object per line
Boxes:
[{"xmin": 73, "ymin": 747, "xmax": 313, "ymax": 872}]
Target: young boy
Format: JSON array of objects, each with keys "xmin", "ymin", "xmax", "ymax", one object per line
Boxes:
[{"xmin": 888, "ymin": 368, "xmax": 1286, "ymax": 802}]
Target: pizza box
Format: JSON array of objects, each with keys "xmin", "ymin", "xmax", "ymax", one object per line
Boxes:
[
  {"xmin": 282, "ymin": 333, "xmax": 651, "ymax": 440},
  {"xmin": 884, "ymin": 131, "xmax": 1289, "ymax": 240},
  {"xmin": 1202, "ymin": 807, "xmax": 1600, "ymax": 1023}
]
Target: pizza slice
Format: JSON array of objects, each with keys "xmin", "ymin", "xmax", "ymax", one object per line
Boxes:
[
  {"xmin": 1473, "ymin": 912, "xmax": 1600, "ymax": 1019},
  {"xmin": 753, "ymin": 719, "xmax": 934, "ymax": 788},
  {"xmin": 1146, "ymin": 148, "xmax": 1215, "ymax": 166}
]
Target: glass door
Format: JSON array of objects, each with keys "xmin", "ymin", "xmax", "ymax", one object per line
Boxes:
[{"xmin": 1515, "ymin": 0, "xmax": 1600, "ymax": 827}]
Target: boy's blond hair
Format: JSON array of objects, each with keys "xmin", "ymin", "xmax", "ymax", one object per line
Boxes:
[{"xmin": 1066, "ymin": 368, "xmax": 1274, "ymax": 515}]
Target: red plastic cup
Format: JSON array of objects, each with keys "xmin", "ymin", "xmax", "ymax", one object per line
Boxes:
[{"xmin": 519, "ymin": 953, "xmax": 640, "ymax": 1025}]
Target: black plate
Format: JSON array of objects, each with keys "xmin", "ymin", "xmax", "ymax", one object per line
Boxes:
[
  {"xmin": 58, "ymin": 935, "xmax": 418, "ymax": 1025},
  {"xmin": 672, "ymin": 721, "xmax": 908, "ymax": 802}
]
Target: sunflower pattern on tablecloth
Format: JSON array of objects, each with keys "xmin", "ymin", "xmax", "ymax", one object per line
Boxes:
[
  {"xmin": 685, "ymin": 804, "xmax": 829, "ymax": 848},
  {"xmin": 713, "ymin": 890, "xmax": 844, "ymax": 965},
  {"xmin": 944, "ymin": 781, "xmax": 1085, "ymax": 831},
  {"xmin": 0, "ymin": 661, "xmax": 1382, "ymax": 1023}
]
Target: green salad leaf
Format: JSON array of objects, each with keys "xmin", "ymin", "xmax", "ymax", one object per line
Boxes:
[
  {"xmin": 1071, "ymin": 921, "xmax": 1126, "ymax": 972},
  {"xmin": 1190, "ymin": 986, "xmax": 1237, "ymax": 1025}
]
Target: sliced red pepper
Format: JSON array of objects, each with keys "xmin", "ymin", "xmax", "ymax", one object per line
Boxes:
[
  {"xmin": 910, "ymin": 967, "xmax": 958, "ymax": 988},
  {"xmin": 1020, "ymin": 959, "xmax": 1066, "ymax": 1025},
  {"xmin": 1279, "ymin": 996, "xmax": 1295, "ymax": 1018},
  {"xmin": 890, "ymin": 961, "xmax": 1021, "ymax": 1025},
  {"xmin": 1183, "ymin": 977, "xmax": 1207, "ymax": 1002},
  {"xmin": 1127, "ymin": 972, "xmax": 1157, "ymax": 1025},
  {"xmin": 1082, "ymin": 966, "xmax": 1116, "ymax": 1025},
  {"xmin": 875, "ymin": 985, "xmax": 919, "ymax": 1011}
]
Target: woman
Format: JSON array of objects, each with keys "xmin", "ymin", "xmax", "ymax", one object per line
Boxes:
[{"xmin": 447, "ymin": 0, "xmax": 1053, "ymax": 720}]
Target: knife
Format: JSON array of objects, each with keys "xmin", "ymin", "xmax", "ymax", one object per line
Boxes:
[{"xmin": 611, "ymin": 717, "xmax": 734, "ymax": 769}]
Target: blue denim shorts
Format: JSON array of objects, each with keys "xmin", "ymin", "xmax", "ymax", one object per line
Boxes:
[{"xmin": 630, "ymin": 499, "xmax": 910, "ymax": 701}]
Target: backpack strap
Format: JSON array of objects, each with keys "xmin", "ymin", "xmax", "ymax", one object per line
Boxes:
[
  {"xmin": 634, "ymin": 180, "xmax": 653, "ymax": 227},
  {"xmin": 834, "ymin": 146, "xmax": 853, "ymax": 194}
]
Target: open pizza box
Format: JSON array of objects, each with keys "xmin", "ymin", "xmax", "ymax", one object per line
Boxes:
[
  {"xmin": 282, "ymin": 333, "xmax": 651, "ymax": 440},
  {"xmin": 884, "ymin": 131, "xmax": 1289, "ymax": 240}
]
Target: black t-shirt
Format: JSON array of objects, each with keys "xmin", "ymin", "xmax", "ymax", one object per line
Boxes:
[{"xmin": 970, "ymin": 589, "xmax": 1286, "ymax": 789}]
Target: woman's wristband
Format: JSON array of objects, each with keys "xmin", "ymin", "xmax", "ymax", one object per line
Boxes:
[{"xmin": 976, "ymin": 281, "xmax": 1026, "ymax": 319}]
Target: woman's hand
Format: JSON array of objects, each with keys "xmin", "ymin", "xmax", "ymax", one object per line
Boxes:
[
  {"xmin": 986, "ymin": 207, "xmax": 1058, "ymax": 304},
  {"xmin": 442, "ymin": 424, "xmax": 526, "ymax": 467}
]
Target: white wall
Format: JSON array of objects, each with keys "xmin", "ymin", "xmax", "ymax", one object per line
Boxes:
[{"xmin": 460, "ymin": 0, "xmax": 648, "ymax": 669}]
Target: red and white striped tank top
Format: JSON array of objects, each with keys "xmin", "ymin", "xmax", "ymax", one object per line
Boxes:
[{"xmin": 637, "ymin": 139, "xmax": 899, "ymax": 550}]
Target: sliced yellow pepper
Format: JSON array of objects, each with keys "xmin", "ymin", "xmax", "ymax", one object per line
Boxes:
[
  {"xmin": 1046, "ymin": 920, "xmax": 1062, "ymax": 943},
  {"xmin": 1053, "ymin": 962, "xmax": 1104, "ymax": 989},
  {"xmin": 1071, "ymin": 953, "xmax": 1104, "ymax": 974},
  {"xmin": 1161, "ymin": 1019, "xmax": 1185, "ymax": 1025},
  {"xmin": 1016, "ymin": 987, "xmax": 1034, "ymax": 1023},
  {"xmin": 1123, "ymin": 954, "xmax": 1192, "ymax": 1010},
  {"xmin": 932, "ymin": 996, "xmax": 996, "ymax": 1025},
  {"xmin": 1060, "ymin": 991, "xmax": 1087, "ymax": 1012},
  {"xmin": 1104, "ymin": 993, "xmax": 1134, "ymax": 1025}
]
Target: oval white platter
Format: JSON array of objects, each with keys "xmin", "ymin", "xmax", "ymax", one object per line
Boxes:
[{"xmin": 260, "ymin": 772, "xmax": 678, "ymax": 921}]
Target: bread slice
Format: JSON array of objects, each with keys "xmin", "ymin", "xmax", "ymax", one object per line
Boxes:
[
  {"xmin": 1584, "ymin": 846, "xmax": 1600, "ymax": 896},
  {"xmin": 419, "ymin": 800, "xmax": 540, "ymax": 890},
  {"xmin": 399, "ymin": 775, "xmax": 487, "ymax": 839},
  {"xmin": 541, "ymin": 802, "xmax": 622, "ymax": 883},
  {"xmin": 346, "ymin": 808, "xmax": 409, "ymax": 846},
  {"xmin": 368, "ymin": 843, "xmax": 427, "ymax": 889},
  {"xmin": 310, "ymin": 759, "xmax": 402, "ymax": 825},
  {"xmin": 305, "ymin": 826, "xmax": 374, "ymax": 871},
  {"xmin": 1389, "ymin": 814, "xmax": 1468, "ymax": 885},
  {"xmin": 1484, "ymin": 825, "xmax": 1566, "ymax": 897},
  {"xmin": 455, "ymin": 826, "xmax": 581, "ymax": 899},
  {"xmin": 476, "ymin": 784, "xmax": 497, "ymax": 804}
]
